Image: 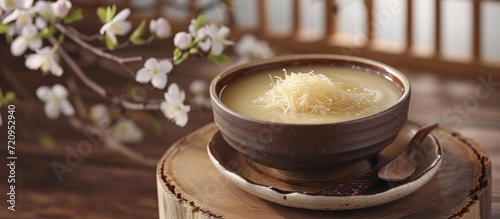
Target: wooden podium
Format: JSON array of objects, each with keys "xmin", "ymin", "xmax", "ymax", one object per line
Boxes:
[{"xmin": 156, "ymin": 123, "xmax": 491, "ymax": 218}]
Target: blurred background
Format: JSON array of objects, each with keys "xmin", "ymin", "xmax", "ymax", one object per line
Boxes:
[{"xmin": 1, "ymin": 0, "xmax": 499, "ymax": 218}]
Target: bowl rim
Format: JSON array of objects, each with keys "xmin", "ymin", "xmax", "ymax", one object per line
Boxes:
[{"xmin": 210, "ymin": 54, "xmax": 411, "ymax": 126}]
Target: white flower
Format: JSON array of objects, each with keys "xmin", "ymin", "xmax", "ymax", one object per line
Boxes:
[
  {"xmin": 196, "ymin": 28, "xmax": 211, "ymax": 52},
  {"xmin": 7, "ymin": 23, "xmax": 19, "ymax": 35},
  {"xmin": 173, "ymin": 32, "xmax": 192, "ymax": 50},
  {"xmin": 188, "ymin": 19, "xmax": 208, "ymax": 43},
  {"xmin": 160, "ymin": 83, "xmax": 190, "ymax": 127},
  {"xmin": 11, "ymin": 24, "xmax": 41, "ymax": 56},
  {"xmin": 188, "ymin": 18, "xmax": 197, "ymax": 37},
  {"xmin": 191, "ymin": 94, "xmax": 211, "ymax": 109},
  {"xmin": 235, "ymin": 34, "xmax": 274, "ymax": 63},
  {"xmin": 189, "ymin": 79, "xmax": 208, "ymax": 94},
  {"xmin": 25, "ymin": 46, "xmax": 63, "ymax": 76},
  {"xmin": 111, "ymin": 119, "xmax": 144, "ymax": 144},
  {"xmin": 99, "ymin": 8, "xmax": 132, "ymax": 44},
  {"xmin": 51, "ymin": 0, "xmax": 71, "ymax": 18},
  {"xmin": 202, "ymin": 24, "xmax": 233, "ymax": 56},
  {"xmin": 149, "ymin": 17, "xmax": 171, "ymax": 39},
  {"xmin": 35, "ymin": 16, "xmax": 46, "ymax": 29},
  {"xmin": 89, "ymin": 104, "xmax": 110, "ymax": 125},
  {"xmin": 189, "ymin": 80, "xmax": 210, "ymax": 109},
  {"xmin": 33, "ymin": 1, "xmax": 54, "ymax": 20},
  {"xmin": 2, "ymin": 8, "xmax": 34, "ymax": 29},
  {"xmin": 36, "ymin": 84, "xmax": 75, "ymax": 119},
  {"xmin": 135, "ymin": 58, "xmax": 172, "ymax": 89},
  {"xmin": 0, "ymin": 0, "xmax": 33, "ymax": 11}
]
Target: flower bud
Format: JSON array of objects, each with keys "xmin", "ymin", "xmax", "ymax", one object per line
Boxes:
[
  {"xmin": 149, "ymin": 18, "xmax": 171, "ymax": 39},
  {"xmin": 174, "ymin": 32, "xmax": 192, "ymax": 50},
  {"xmin": 35, "ymin": 17, "xmax": 47, "ymax": 29},
  {"xmin": 189, "ymin": 80, "xmax": 208, "ymax": 94},
  {"xmin": 89, "ymin": 104, "xmax": 111, "ymax": 126},
  {"xmin": 51, "ymin": 0, "xmax": 72, "ymax": 18}
]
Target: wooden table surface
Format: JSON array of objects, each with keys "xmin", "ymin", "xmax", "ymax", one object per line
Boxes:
[{"xmin": 1, "ymin": 44, "xmax": 499, "ymax": 218}]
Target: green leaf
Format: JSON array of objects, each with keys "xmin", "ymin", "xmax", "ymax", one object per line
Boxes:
[
  {"xmin": 0, "ymin": 89, "xmax": 16, "ymax": 105},
  {"xmin": 105, "ymin": 35, "xmax": 117, "ymax": 51},
  {"xmin": 58, "ymin": 34, "xmax": 65, "ymax": 43},
  {"xmin": 128, "ymin": 87, "xmax": 144, "ymax": 101},
  {"xmin": 5, "ymin": 33, "xmax": 13, "ymax": 43},
  {"xmin": 37, "ymin": 26, "xmax": 56, "ymax": 38},
  {"xmin": 152, "ymin": 118, "xmax": 162, "ymax": 134},
  {"xmin": 130, "ymin": 37, "xmax": 145, "ymax": 45},
  {"xmin": 1, "ymin": 91, "xmax": 16, "ymax": 105},
  {"xmin": 129, "ymin": 19, "xmax": 146, "ymax": 45},
  {"xmin": 37, "ymin": 133, "xmax": 54, "ymax": 149},
  {"xmin": 63, "ymin": 9, "xmax": 83, "ymax": 24},
  {"xmin": 105, "ymin": 5, "xmax": 117, "ymax": 22},
  {"xmin": 173, "ymin": 48, "xmax": 182, "ymax": 60},
  {"xmin": 188, "ymin": 38, "xmax": 201, "ymax": 48},
  {"xmin": 207, "ymin": 54, "xmax": 228, "ymax": 65},
  {"xmin": 189, "ymin": 48, "xmax": 198, "ymax": 54},
  {"xmin": 194, "ymin": 15, "xmax": 206, "ymax": 31},
  {"xmin": 145, "ymin": 35, "xmax": 155, "ymax": 43},
  {"xmin": 174, "ymin": 52, "xmax": 190, "ymax": 65},
  {"xmin": 98, "ymin": 5, "xmax": 117, "ymax": 23},
  {"xmin": 97, "ymin": 7, "xmax": 107, "ymax": 23},
  {"xmin": 0, "ymin": 24, "xmax": 8, "ymax": 34}
]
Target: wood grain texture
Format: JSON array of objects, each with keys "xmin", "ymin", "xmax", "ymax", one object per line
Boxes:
[{"xmin": 157, "ymin": 123, "xmax": 491, "ymax": 219}]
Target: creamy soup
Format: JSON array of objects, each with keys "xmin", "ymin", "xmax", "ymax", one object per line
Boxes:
[{"xmin": 221, "ymin": 66, "xmax": 403, "ymax": 124}]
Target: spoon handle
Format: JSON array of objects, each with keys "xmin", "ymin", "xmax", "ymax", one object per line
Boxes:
[
  {"xmin": 378, "ymin": 123, "xmax": 439, "ymax": 181},
  {"xmin": 407, "ymin": 124, "xmax": 439, "ymax": 157}
]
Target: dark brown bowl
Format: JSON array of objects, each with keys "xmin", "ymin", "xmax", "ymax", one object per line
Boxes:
[{"xmin": 210, "ymin": 54, "xmax": 410, "ymax": 172}]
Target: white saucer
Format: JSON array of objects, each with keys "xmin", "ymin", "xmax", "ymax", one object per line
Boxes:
[{"xmin": 207, "ymin": 120, "xmax": 442, "ymax": 210}]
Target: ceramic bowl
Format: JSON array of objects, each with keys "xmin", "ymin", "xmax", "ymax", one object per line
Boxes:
[{"xmin": 210, "ymin": 54, "xmax": 411, "ymax": 172}]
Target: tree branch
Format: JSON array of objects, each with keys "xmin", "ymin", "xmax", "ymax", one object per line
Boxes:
[
  {"xmin": 53, "ymin": 23, "xmax": 141, "ymax": 77},
  {"xmin": 67, "ymin": 26, "xmax": 101, "ymax": 41},
  {"xmin": 98, "ymin": 40, "xmax": 131, "ymax": 52},
  {"xmin": 66, "ymin": 76, "xmax": 88, "ymax": 120},
  {"xmin": 1, "ymin": 65, "xmax": 34, "ymax": 100},
  {"xmin": 120, "ymin": 99, "xmax": 161, "ymax": 110},
  {"xmin": 49, "ymin": 36, "xmax": 108, "ymax": 97},
  {"xmin": 67, "ymin": 117, "xmax": 157, "ymax": 167},
  {"xmin": 48, "ymin": 36, "xmax": 162, "ymax": 110},
  {"xmin": 104, "ymin": 136, "xmax": 157, "ymax": 167}
]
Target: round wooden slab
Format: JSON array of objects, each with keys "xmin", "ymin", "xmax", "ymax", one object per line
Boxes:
[{"xmin": 156, "ymin": 123, "xmax": 491, "ymax": 219}]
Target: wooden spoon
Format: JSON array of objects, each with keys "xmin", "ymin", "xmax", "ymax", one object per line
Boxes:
[{"xmin": 378, "ymin": 123, "xmax": 439, "ymax": 181}]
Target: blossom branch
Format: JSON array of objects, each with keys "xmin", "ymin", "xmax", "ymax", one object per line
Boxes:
[
  {"xmin": 1, "ymin": 66, "xmax": 34, "ymax": 100},
  {"xmin": 99, "ymin": 41, "xmax": 131, "ymax": 52},
  {"xmin": 48, "ymin": 36, "xmax": 108, "ymax": 97},
  {"xmin": 66, "ymin": 76, "xmax": 88, "ymax": 119},
  {"xmin": 67, "ymin": 26, "xmax": 100, "ymax": 41},
  {"xmin": 53, "ymin": 23, "xmax": 141, "ymax": 77},
  {"xmin": 120, "ymin": 56, "xmax": 141, "ymax": 63},
  {"xmin": 103, "ymin": 136, "xmax": 157, "ymax": 167},
  {"xmin": 119, "ymin": 99, "xmax": 161, "ymax": 110},
  {"xmin": 67, "ymin": 117, "xmax": 157, "ymax": 167},
  {"xmin": 48, "ymin": 36, "xmax": 161, "ymax": 110}
]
